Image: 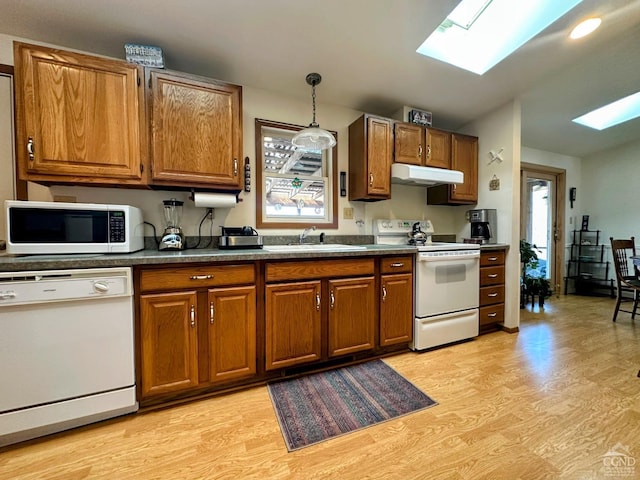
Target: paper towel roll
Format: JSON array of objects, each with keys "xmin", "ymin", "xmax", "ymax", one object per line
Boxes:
[{"xmin": 192, "ymin": 192, "xmax": 237, "ymax": 208}]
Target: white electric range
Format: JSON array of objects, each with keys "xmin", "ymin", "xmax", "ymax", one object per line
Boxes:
[{"xmin": 373, "ymin": 219, "xmax": 480, "ymax": 350}]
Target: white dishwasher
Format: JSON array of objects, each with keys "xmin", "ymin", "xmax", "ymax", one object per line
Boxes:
[{"xmin": 0, "ymin": 267, "xmax": 138, "ymax": 447}]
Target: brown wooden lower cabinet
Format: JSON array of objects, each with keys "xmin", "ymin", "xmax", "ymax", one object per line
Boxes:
[
  {"xmin": 380, "ymin": 272, "xmax": 414, "ymax": 346},
  {"xmin": 328, "ymin": 277, "xmax": 376, "ymax": 357},
  {"xmin": 479, "ymin": 249, "xmax": 506, "ymax": 333},
  {"xmin": 136, "ymin": 254, "xmax": 414, "ymax": 406},
  {"xmin": 140, "ymin": 291, "xmax": 199, "ymax": 398},
  {"xmin": 137, "ymin": 264, "xmax": 257, "ymax": 401},
  {"xmin": 265, "ymin": 281, "xmax": 322, "ymax": 370}
]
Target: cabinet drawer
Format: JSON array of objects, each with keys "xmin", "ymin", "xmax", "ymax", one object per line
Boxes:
[
  {"xmin": 380, "ymin": 256, "xmax": 413, "ymax": 274},
  {"xmin": 140, "ymin": 264, "xmax": 255, "ymax": 292},
  {"xmin": 479, "ymin": 285, "xmax": 505, "ymax": 306},
  {"xmin": 479, "ymin": 304, "xmax": 504, "ymax": 326},
  {"xmin": 480, "ymin": 250, "xmax": 505, "ymax": 267},
  {"xmin": 266, "ymin": 258, "xmax": 374, "ymax": 282},
  {"xmin": 480, "ymin": 265, "xmax": 505, "ymax": 286}
]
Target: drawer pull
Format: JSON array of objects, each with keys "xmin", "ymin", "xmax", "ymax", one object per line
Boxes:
[
  {"xmin": 487, "ymin": 273, "xmax": 498, "ymax": 278},
  {"xmin": 190, "ymin": 274, "xmax": 213, "ymax": 280},
  {"xmin": 488, "ymin": 292, "xmax": 498, "ymax": 297},
  {"xmin": 487, "ymin": 312, "xmax": 497, "ymax": 318},
  {"xmin": 390, "ymin": 263, "xmax": 404, "ymax": 268},
  {"xmin": 488, "ymin": 256, "xmax": 498, "ymax": 261}
]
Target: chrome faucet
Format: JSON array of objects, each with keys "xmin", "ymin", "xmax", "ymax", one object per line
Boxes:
[{"xmin": 299, "ymin": 226, "xmax": 316, "ymax": 244}]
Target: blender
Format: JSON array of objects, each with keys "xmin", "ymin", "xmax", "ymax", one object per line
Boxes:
[{"xmin": 159, "ymin": 198, "xmax": 185, "ymax": 250}]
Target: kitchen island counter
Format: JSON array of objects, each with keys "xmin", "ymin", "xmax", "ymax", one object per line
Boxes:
[{"xmin": 0, "ymin": 244, "xmax": 417, "ymax": 272}]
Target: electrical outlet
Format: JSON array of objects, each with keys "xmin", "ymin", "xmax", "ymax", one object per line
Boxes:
[{"xmin": 343, "ymin": 207, "xmax": 354, "ymax": 219}]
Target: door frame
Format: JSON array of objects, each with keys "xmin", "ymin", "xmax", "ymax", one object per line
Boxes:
[{"xmin": 520, "ymin": 162, "xmax": 566, "ymax": 294}]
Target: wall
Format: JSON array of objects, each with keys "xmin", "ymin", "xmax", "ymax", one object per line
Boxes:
[
  {"xmin": 0, "ymin": 33, "xmax": 478, "ymax": 241},
  {"xmin": 464, "ymin": 100, "xmax": 522, "ymax": 330},
  {"xmin": 581, "ymin": 138, "xmax": 640, "ymax": 241}
]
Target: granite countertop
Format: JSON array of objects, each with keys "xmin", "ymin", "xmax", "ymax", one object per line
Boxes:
[
  {"xmin": 0, "ymin": 244, "xmax": 417, "ymax": 272},
  {"xmin": 480, "ymin": 243, "xmax": 510, "ymax": 250}
]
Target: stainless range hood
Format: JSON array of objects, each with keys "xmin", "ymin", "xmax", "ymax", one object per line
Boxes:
[{"xmin": 391, "ymin": 163, "xmax": 464, "ymax": 186}]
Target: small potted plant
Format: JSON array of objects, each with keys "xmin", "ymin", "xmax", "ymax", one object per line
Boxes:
[{"xmin": 520, "ymin": 240, "xmax": 552, "ymax": 307}]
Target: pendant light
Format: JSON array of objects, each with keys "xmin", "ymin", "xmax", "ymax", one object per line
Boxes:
[{"xmin": 291, "ymin": 73, "xmax": 337, "ymax": 151}]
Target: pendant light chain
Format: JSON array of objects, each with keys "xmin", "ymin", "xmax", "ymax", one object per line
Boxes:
[{"xmin": 311, "ymin": 82, "xmax": 317, "ymax": 127}]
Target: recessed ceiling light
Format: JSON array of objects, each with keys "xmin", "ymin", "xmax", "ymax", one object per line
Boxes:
[
  {"xmin": 573, "ymin": 91, "xmax": 640, "ymax": 130},
  {"xmin": 569, "ymin": 17, "xmax": 602, "ymax": 39},
  {"xmin": 416, "ymin": 0, "xmax": 583, "ymax": 75}
]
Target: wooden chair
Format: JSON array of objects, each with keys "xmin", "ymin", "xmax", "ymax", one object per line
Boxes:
[{"xmin": 609, "ymin": 237, "xmax": 640, "ymax": 322}]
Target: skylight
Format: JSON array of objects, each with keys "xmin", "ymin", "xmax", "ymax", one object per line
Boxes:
[
  {"xmin": 416, "ymin": 0, "xmax": 583, "ymax": 75},
  {"xmin": 572, "ymin": 92, "xmax": 640, "ymax": 130}
]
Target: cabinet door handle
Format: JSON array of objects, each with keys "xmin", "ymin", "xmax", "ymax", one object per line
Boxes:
[
  {"xmin": 316, "ymin": 292, "xmax": 321, "ymax": 311},
  {"xmin": 488, "ymin": 273, "xmax": 498, "ymax": 278},
  {"xmin": 488, "ymin": 256, "xmax": 498, "ymax": 261},
  {"xmin": 210, "ymin": 301, "xmax": 214, "ymax": 324},
  {"xmin": 330, "ymin": 290, "xmax": 335, "ymax": 309},
  {"xmin": 382, "ymin": 286, "xmax": 387, "ymax": 302},
  {"xmin": 418, "ymin": 144, "xmax": 422, "ymax": 159},
  {"xmin": 27, "ymin": 137, "xmax": 35, "ymax": 161},
  {"xmin": 488, "ymin": 312, "xmax": 497, "ymax": 318},
  {"xmin": 390, "ymin": 262, "xmax": 404, "ymax": 268},
  {"xmin": 190, "ymin": 275, "xmax": 213, "ymax": 280},
  {"xmin": 233, "ymin": 158, "xmax": 238, "ymax": 176},
  {"xmin": 369, "ymin": 172, "xmax": 374, "ymax": 186},
  {"xmin": 190, "ymin": 305, "xmax": 196, "ymax": 327},
  {"xmin": 488, "ymin": 292, "xmax": 498, "ymax": 297},
  {"xmin": 426, "ymin": 145, "xmax": 431, "ymax": 159}
]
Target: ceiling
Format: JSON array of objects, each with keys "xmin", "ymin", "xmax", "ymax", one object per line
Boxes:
[{"xmin": 1, "ymin": 0, "xmax": 639, "ymax": 158}]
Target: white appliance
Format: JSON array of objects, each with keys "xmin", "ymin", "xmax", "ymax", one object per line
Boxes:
[
  {"xmin": 0, "ymin": 267, "xmax": 138, "ymax": 447},
  {"xmin": 391, "ymin": 163, "xmax": 464, "ymax": 186},
  {"xmin": 374, "ymin": 219, "xmax": 480, "ymax": 350},
  {"xmin": 6, "ymin": 200, "xmax": 144, "ymax": 255}
]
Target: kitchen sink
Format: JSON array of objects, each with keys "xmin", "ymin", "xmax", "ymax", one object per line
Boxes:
[{"xmin": 263, "ymin": 244, "xmax": 367, "ymax": 252}]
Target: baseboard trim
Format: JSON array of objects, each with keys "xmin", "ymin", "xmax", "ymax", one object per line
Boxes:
[{"xmin": 500, "ymin": 325, "xmax": 520, "ymax": 334}]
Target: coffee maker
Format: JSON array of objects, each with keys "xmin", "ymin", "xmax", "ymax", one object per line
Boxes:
[{"xmin": 467, "ymin": 209, "xmax": 497, "ymax": 244}]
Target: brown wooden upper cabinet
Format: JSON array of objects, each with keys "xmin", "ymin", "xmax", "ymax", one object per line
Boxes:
[
  {"xmin": 147, "ymin": 69, "xmax": 242, "ymax": 190},
  {"xmin": 394, "ymin": 122, "xmax": 451, "ymax": 170},
  {"xmin": 13, "ymin": 42, "xmax": 243, "ymax": 190},
  {"xmin": 13, "ymin": 42, "xmax": 147, "ymax": 186},
  {"xmin": 348, "ymin": 114, "xmax": 393, "ymax": 201},
  {"xmin": 427, "ymin": 133, "xmax": 478, "ymax": 205}
]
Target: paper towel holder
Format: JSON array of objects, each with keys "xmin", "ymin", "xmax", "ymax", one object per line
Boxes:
[{"xmin": 189, "ymin": 189, "xmax": 241, "ymax": 218}]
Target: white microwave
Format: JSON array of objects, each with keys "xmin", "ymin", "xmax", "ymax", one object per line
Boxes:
[{"xmin": 6, "ymin": 200, "xmax": 145, "ymax": 255}]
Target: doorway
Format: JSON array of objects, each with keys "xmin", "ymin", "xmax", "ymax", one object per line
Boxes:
[{"xmin": 520, "ymin": 163, "xmax": 566, "ymax": 294}]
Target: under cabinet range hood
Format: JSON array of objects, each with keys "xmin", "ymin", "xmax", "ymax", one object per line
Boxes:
[{"xmin": 391, "ymin": 163, "xmax": 464, "ymax": 186}]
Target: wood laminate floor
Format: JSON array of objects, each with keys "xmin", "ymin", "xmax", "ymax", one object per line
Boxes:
[{"xmin": 1, "ymin": 295, "xmax": 639, "ymax": 479}]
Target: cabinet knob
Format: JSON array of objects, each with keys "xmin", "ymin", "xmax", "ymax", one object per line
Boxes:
[{"xmin": 27, "ymin": 137, "xmax": 35, "ymax": 161}]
